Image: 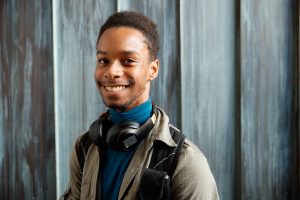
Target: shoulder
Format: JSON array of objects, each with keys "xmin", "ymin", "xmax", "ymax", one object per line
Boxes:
[
  {"xmin": 70, "ymin": 132, "xmax": 95, "ymax": 167},
  {"xmin": 74, "ymin": 131, "xmax": 97, "ymax": 157},
  {"xmin": 171, "ymin": 138, "xmax": 220, "ymax": 199},
  {"xmin": 177, "ymin": 138, "xmax": 211, "ymax": 176},
  {"xmin": 75, "ymin": 132, "xmax": 90, "ymax": 147},
  {"xmin": 181, "ymin": 138, "xmax": 205, "ymax": 159}
]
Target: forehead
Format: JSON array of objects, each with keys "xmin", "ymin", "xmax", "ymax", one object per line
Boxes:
[{"xmin": 97, "ymin": 27, "xmax": 148, "ymax": 53}]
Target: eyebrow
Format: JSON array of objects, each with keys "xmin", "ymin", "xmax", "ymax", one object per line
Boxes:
[
  {"xmin": 96, "ymin": 50, "xmax": 107, "ymax": 55},
  {"xmin": 96, "ymin": 50, "xmax": 140, "ymax": 56}
]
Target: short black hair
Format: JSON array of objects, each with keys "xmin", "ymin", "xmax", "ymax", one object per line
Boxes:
[{"xmin": 97, "ymin": 11, "xmax": 159, "ymax": 61}]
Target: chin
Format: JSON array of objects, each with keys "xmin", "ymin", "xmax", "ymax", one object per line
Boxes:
[
  {"xmin": 102, "ymin": 99, "xmax": 131, "ymax": 112},
  {"xmin": 108, "ymin": 104, "xmax": 131, "ymax": 112}
]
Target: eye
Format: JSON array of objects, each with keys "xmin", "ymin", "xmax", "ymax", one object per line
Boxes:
[
  {"xmin": 97, "ymin": 58, "xmax": 109, "ymax": 65},
  {"xmin": 122, "ymin": 58, "xmax": 136, "ymax": 65}
]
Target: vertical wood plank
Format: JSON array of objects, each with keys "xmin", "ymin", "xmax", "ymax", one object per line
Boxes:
[
  {"xmin": 53, "ymin": 0, "xmax": 116, "ymax": 196},
  {"xmin": 180, "ymin": 1, "xmax": 236, "ymax": 199},
  {"xmin": 292, "ymin": 0, "xmax": 299, "ymax": 198},
  {"xmin": 293, "ymin": 0, "xmax": 300, "ymax": 199},
  {"xmin": 240, "ymin": 0, "xmax": 295, "ymax": 199},
  {"xmin": 117, "ymin": 0, "xmax": 180, "ymax": 126},
  {"xmin": 0, "ymin": 0, "xmax": 55, "ymax": 199},
  {"xmin": 234, "ymin": 0, "xmax": 242, "ymax": 199}
]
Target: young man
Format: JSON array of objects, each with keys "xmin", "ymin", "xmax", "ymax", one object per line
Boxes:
[{"xmin": 61, "ymin": 11, "xmax": 219, "ymax": 200}]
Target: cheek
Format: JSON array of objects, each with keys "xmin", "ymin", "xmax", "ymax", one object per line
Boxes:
[
  {"xmin": 94, "ymin": 68, "xmax": 102, "ymax": 80},
  {"xmin": 138, "ymin": 62, "xmax": 152, "ymax": 80},
  {"xmin": 134, "ymin": 70, "xmax": 149, "ymax": 83}
]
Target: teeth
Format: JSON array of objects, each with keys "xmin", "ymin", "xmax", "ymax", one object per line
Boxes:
[{"xmin": 105, "ymin": 86, "xmax": 126, "ymax": 92}]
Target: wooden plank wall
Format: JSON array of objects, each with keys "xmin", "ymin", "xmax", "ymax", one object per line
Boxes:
[
  {"xmin": 0, "ymin": 0, "xmax": 55, "ymax": 199},
  {"xmin": 0, "ymin": 0, "xmax": 299, "ymax": 199}
]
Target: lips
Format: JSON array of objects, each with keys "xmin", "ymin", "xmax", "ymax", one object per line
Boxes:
[
  {"xmin": 97, "ymin": 79, "xmax": 133, "ymax": 93},
  {"xmin": 104, "ymin": 85, "xmax": 127, "ymax": 92}
]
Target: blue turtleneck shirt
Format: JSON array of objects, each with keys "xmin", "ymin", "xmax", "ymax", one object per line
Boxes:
[{"xmin": 101, "ymin": 98, "xmax": 152, "ymax": 200}]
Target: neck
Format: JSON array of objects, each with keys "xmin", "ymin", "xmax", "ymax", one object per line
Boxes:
[{"xmin": 109, "ymin": 98, "xmax": 153, "ymax": 125}]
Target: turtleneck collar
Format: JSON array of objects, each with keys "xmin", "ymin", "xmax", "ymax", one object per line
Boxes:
[{"xmin": 109, "ymin": 98, "xmax": 153, "ymax": 125}]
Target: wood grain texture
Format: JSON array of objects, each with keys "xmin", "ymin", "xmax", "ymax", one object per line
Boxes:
[
  {"xmin": 180, "ymin": 1, "xmax": 236, "ymax": 199},
  {"xmin": 117, "ymin": 0, "xmax": 180, "ymax": 126},
  {"xmin": 291, "ymin": 0, "xmax": 299, "ymax": 198},
  {"xmin": 0, "ymin": 0, "xmax": 55, "ymax": 199},
  {"xmin": 240, "ymin": 0, "xmax": 295, "ymax": 199},
  {"xmin": 53, "ymin": 0, "xmax": 116, "ymax": 195},
  {"xmin": 292, "ymin": 52, "xmax": 300, "ymax": 195}
]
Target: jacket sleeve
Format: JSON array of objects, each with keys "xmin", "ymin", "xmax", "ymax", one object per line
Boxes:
[
  {"xmin": 59, "ymin": 137, "xmax": 82, "ymax": 200},
  {"xmin": 171, "ymin": 140, "xmax": 220, "ymax": 200}
]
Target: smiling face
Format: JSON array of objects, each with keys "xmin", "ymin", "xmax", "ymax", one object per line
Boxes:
[{"xmin": 95, "ymin": 27, "xmax": 159, "ymax": 112}]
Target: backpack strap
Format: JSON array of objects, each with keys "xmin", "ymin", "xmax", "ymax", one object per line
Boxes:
[
  {"xmin": 138, "ymin": 125, "xmax": 185, "ymax": 200},
  {"xmin": 75, "ymin": 132, "xmax": 93, "ymax": 172},
  {"xmin": 149, "ymin": 124, "xmax": 185, "ymax": 176},
  {"xmin": 168, "ymin": 125, "xmax": 185, "ymax": 178}
]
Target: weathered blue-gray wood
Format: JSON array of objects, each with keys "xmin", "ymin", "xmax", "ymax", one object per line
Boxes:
[
  {"xmin": 180, "ymin": 1, "xmax": 236, "ymax": 199},
  {"xmin": 117, "ymin": 0, "xmax": 180, "ymax": 126},
  {"xmin": 53, "ymin": 0, "xmax": 116, "ymax": 196},
  {"xmin": 297, "ymin": 6, "xmax": 300, "ymax": 198},
  {"xmin": 0, "ymin": 0, "xmax": 55, "ymax": 199},
  {"xmin": 240, "ymin": 0, "xmax": 296, "ymax": 199},
  {"xmin": 297, "ymin": 3, "xmax": 300, "ymax": 198}
]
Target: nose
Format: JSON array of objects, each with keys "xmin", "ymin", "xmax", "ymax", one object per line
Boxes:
[{"xmin": 105, "ymin": 60, "xmax": 123, "ymax": 79}]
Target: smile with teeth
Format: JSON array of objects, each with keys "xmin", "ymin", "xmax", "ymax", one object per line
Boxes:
[{"xmin": 104, "ymin": 85, "xmax": 127, "ymax": 92}]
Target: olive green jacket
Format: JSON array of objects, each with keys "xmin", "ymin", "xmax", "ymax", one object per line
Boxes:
[{"xmin": 61, "ymin": 107, "xmax": 219, "ymax": 200}]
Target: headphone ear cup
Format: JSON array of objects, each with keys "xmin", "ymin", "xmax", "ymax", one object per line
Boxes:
[{"xmin": 106, "ymin": 121, "xmax": 140, "ymax": 150}]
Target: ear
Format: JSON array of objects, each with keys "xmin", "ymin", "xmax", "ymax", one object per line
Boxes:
[{"xmin": 148, "ymin": 59, "xmax": 159, "ymax": 81}]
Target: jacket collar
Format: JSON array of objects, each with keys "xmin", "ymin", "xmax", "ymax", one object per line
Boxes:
[{"xmin": 149, "ymin": 107, "xmax": 177, "ymax": 148}]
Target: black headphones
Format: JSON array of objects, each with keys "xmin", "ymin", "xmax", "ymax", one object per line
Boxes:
[{"xmin": 88, "ymin": 108, "xmax": 157, "ymax": 151}]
